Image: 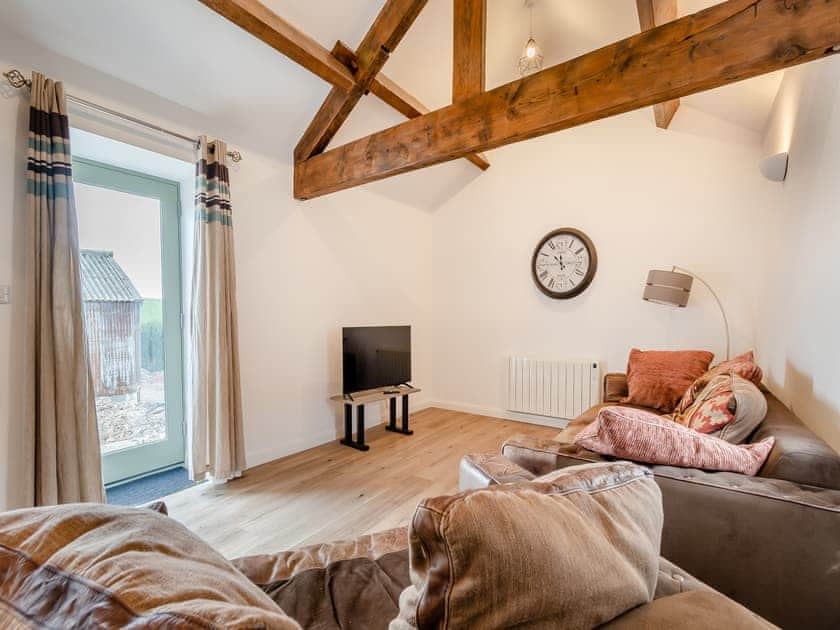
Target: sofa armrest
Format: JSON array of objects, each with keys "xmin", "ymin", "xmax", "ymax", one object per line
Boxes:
[
  {"xmin": 652, "ymin": 466, "xmax": 840, "ymax": 630},
  {"xmin": 604, "ymin": 372, "xmax": 628, "ymax": 403},
  {"xmin": 459, "ymin": 452, "xmax": 536, "ymax": 490},
  {"xmin": 232, "ymin": 526, "xmax": 408, "ymax": 586},
  {"xmin": 501, "ymin": 434, "xmax": 602, "ymax": 476}
]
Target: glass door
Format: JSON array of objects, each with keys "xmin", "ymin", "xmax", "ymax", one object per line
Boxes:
[{"xmin": 73, "ymin": 157, "xmax": 185, "ymax": 485}]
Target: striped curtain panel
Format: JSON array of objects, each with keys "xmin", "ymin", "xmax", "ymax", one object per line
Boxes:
[
  {"xmin": 189, "ymin": 137, "xmax": 246, "ymax": 482},
  {"xmin": 23, "ymin": 72, "xmax": 105, "ymax": 505}
]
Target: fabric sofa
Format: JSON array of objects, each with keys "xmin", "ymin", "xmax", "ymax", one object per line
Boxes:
[{"xmin": 460, "ymin": 373, "xmax": 840, "ymax": 630}]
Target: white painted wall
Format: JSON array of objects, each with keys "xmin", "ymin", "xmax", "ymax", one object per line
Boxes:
[
  {"xmin": 424, "ymin": 106, "xmax": 781, "ymax": 421},
  {"xmin": 0, "ymin": 56, "xmax": 28, "ymax": 512},
  {"xmin": 757, "ymin": 56, "xmax": 840, "ymax": 452}
]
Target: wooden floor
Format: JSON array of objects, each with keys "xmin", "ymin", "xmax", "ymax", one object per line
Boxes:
[{"xmin": 164, "ymin": 408, "xmax": 558, "ymax": 559}]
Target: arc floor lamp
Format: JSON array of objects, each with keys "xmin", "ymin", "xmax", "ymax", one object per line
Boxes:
[{"xmin": 642, "ymin": 266, "xmax": 730, "ymax": 360}]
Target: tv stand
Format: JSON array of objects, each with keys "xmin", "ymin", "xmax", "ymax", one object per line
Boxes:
[{"xmin": 330, "ymin": 386, "xmax": 421, "ymax": 451}]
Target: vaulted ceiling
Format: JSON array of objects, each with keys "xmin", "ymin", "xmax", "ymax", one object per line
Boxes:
[{"xmin": 1, "ymin": 0, "xmax": 786, "ymax": 165}]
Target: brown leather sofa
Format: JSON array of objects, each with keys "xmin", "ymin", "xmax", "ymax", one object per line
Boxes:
[
  {"xmin": 460, "ymin": 373, "xmax": 840, "ymax": 630},
  {"xmin": 234, "ymin": 526, "xmax": 774, "ymax": 629},
  {"xmin": 1, "ymin": 499, "xmax": 776, "ymax": 628}
]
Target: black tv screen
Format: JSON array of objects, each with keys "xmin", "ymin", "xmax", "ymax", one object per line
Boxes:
[{"xmin": 342, "ymin": 326, "xmax": 411, "ymax": 394}]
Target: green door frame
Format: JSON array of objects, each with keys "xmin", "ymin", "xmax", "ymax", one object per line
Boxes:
[{"xmin": 73, "ymin": 157, "xmax": 185, "ymax": 485}]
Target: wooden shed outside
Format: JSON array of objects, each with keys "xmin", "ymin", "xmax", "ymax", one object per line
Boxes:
[{"xmin": 80, "ymin": 250, "xmax": 143, "ymax": 398}]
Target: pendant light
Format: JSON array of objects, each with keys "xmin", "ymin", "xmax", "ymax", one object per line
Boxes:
[{"xmin": 517, "ymin": 0, "xmax": 543, "ymax": 77}]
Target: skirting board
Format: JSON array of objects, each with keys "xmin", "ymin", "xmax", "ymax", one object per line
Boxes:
[{"xmin": 417, "ymin": 399, "xmax": 572, "ymax": 429}]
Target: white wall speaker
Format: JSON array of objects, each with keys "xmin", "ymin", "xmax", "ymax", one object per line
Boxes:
[{"xmin": 759, "ymin": 152, "xmax": 789, "ymax": 182}]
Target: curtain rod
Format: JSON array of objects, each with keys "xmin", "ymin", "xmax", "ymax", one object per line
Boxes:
[{"xmin": 3, "ymin": 68, "xmax": 242, "ymax": 163}]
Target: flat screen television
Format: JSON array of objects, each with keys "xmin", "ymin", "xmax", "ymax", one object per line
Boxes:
[{"xmin": 342, "ymin": 325, "xmax": 411, "ymax": 394}]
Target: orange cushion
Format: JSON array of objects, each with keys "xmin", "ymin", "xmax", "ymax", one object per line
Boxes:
[
  {"xmin": 622, "ymin": 349, "xmax": 714, "ymax": 412},
  {"xmin": 709, "ymin": 350, "xmax": 764, "ymax": 386}
]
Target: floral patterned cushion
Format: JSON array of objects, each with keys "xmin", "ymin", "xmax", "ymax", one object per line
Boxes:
[
  {"xmin": 676, "ymin": 350, "xmax": 763, "ymax": 414},
  {"xmin": 674, "ymin": 374, "xmax": 737, "ymax": 433},
  {"xmin": 673, "ymin": 374, "xmax": 768, "ymax": 443}
]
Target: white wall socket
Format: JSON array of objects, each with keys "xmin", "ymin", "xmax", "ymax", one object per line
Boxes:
[{"xmin": 0, "ymin": 286, "xmax": 9, "ymax": 304}]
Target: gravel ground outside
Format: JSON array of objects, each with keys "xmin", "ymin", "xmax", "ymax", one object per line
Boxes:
[{"xmin": 97, "ymin": 369, "xmax": 167, "ymax": 453}]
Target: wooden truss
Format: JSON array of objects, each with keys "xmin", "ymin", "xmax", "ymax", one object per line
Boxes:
[{"xmin": 200, "ymin": 0, "xmax": 840, "ymax": 200}]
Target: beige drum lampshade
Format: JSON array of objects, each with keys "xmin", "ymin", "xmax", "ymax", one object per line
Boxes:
[{"xmin": 643, "ymin": 269, "xmax": 693, "ymax": 307}]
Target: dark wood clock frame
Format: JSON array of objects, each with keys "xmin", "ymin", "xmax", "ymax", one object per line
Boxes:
[{"xmin": 531, "ymin": 227, "xmax": 598, "ymax": 299}]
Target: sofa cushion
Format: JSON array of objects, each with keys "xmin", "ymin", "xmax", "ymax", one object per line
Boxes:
[
  {"xmin": 623, "ymin": 349, "xmax": 714, "ymax": 412},
  {"xmin": 714, "ymin": 377, "xmax": 768, "ymax": 443},
  {"xmin": 674, "ymin": 374, "xmax": 767, "ymax": 442},
  {"xmin": 676, "ymin": 350, "xmax": 764, "ymax": 414},
  {"xmin": 0, "ymin": 503, "xmax": 299, "ymax": 629},
  {"xmin": 575, "ymin": 406, "xmax": 775, "ymax": 476},
  {"xmin": 390, "ymin": 462, "xmax": 663, "ymax": 629},
  {"xmin": 674, "ymin": 374, "xmax": 739, "ymax": 433},
  {"xmin": 234, "ymin": 526, "xmax": 749, "ymax": 630},
  {"xmin": 708, "ymin": 350, "xmax": 764, "ymax": 386}
]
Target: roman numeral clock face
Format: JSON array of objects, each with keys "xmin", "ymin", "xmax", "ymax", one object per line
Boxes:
[{"xmin": 531, "ymin": 228, "xmax": 598, "ymax": 299}]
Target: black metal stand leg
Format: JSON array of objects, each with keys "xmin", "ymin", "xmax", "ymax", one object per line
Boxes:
[
  {"xmin": 357, "ymin": 405, "xmax": 366, "ymax": 446},
  {"xmin": 340, "ymin": 404, "xmax": 370, "ymax": 451},
  {"xmin": 386, "ymin": 395, "xmax": 413, "ymax": 435},
  {"xmin": 389, "ymin": 397, "xmax": 397, "ymax": 430},
  {"xmin": 343, "ymin": 404, "xmax": 352, "ymax": 442},
  {"xmin": 402, "ymin": 395, "xmax": 412, "ymax": 434}
]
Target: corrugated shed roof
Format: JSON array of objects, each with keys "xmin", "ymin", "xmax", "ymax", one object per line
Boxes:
[{"xmin": 79, "ymin": 250, "xmax": 142, "ymax": 302}]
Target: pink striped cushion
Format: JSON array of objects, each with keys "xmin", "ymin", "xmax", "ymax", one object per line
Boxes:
[{"xmin": 574, "ymin": 406, "xmax": 775, "ymax": 476}]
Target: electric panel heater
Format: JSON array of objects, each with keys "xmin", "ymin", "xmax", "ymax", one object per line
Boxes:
[{"xmin": 507, "ymin": 357, "xmax": 601, "ymax": 420}]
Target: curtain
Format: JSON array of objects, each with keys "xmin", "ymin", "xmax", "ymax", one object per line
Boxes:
[
  {"xmin": 189, "ymin": 137, "xmax": 246, "ymax": 482},
  {"xmin": 23, "ymin": 72, "xmax": 105, "ymax": 506}
]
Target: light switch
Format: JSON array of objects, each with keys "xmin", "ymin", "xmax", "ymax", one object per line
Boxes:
[{"xmin": 0, "ymin": 286, "xmax": 9, "ymax": 304}]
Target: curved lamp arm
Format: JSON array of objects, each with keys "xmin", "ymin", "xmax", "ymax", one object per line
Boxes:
[{"xmin": 673, "ymin": 266, "xmax": 730, "ymax": 360}]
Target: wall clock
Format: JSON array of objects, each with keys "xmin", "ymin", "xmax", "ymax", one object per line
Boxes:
[{"xmin": 531, "ymin": 228, "xmax": 598, "ymax": 299}]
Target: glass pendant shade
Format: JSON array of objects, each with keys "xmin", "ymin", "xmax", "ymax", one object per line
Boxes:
[
  {"xmin": 518, "ymin": 3, "xmax": 543, "ymax": 77},
  {"xmin": 518, "ymin": 37, "xmax": 543, "ymax": 76}
]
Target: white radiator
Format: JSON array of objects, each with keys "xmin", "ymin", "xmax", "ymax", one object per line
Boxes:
[{"xmin": 507, "ymin": 357, "xmax": 601, "ymax": 420}]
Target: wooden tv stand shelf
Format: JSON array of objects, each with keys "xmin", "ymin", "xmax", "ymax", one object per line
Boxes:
[{"xmin": 330, "ymin": 386, "xmax": 421, "ymax": 451}]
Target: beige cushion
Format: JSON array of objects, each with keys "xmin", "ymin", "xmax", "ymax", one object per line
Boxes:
[
  {"xmin": 390, "ymin": 461, "xmax": 663, "ymax": 630},
  {"xmin": 0, "ymin": 503, "xmax": 300, "ymax": 629},
  {"xmin": 715, "ymin": 377, "xmax": 768, "ymax": 443}
]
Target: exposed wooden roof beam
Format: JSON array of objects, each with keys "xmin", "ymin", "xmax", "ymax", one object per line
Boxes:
[
  {"xmin": 294, "ymin": 0, "xmax": 840, "ymax": 200},
  {"xmin": 198, "ymin": 0, "xmax": 356, "ymax": 92},
  {"xmin": 636, "ymin": 0, "xmax": 680, "ymax": 128},
  {"xmin": 294, "ymin": 0, "xmax": 427, "ymax": 162},
  {"xmin": 452, "ymin": 0, "xmax": 486, "ymax": 102},
  {"xmin": 334, "ymin": 42, "xmax": 490, "ymax": 171},
  {"xmin": 199, "ymin": 0, "xmax": 488, "ymax": 171}
]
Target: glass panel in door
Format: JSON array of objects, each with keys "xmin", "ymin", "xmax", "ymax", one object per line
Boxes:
[{"xmin": 73, "ymin": 158, "xmax": 184, "ymax": 485}]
